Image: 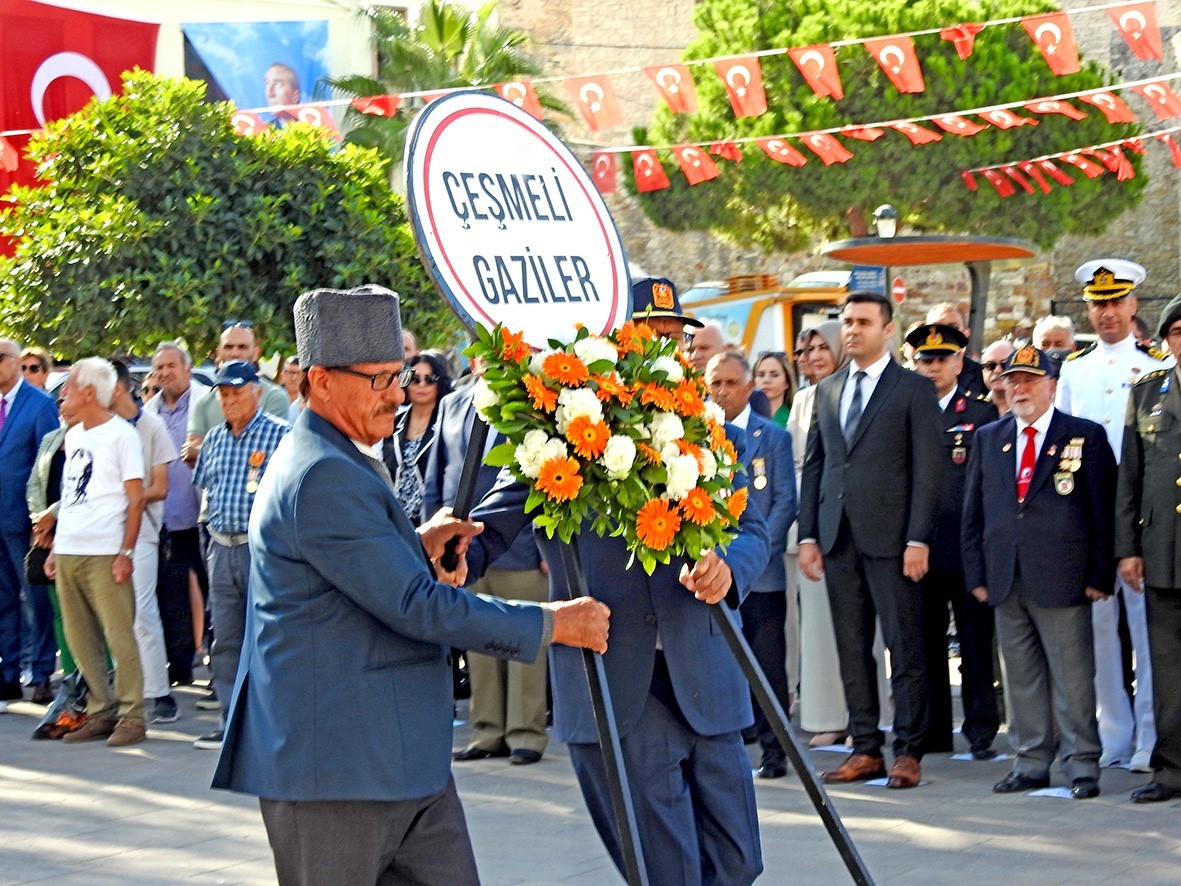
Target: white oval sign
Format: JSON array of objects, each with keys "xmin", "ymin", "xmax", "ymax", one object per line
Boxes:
[{"xmin": 404, "ymin": 91, "xmax": 630, "ymax": 346}]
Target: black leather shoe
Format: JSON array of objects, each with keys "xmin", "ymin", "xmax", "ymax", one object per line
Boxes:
[
  {"xmin": 453, "ymin": 743, "xmax": 510, "ymax": 761},
  {"xmin": 30, "ymin": 681, "xmax": 55, "ymax": 705},
  {"xmin": 970, "ymin": 740, "xmax": 998, "ymax": 761},
  {"xmin": 756, "ymin": 761, "xmax": 788, "ymax": 779},
  {"xmin": 741, "ymin": 726, "xmax": 759, "ymax": 745},
  {"xmin": 1071, "ymin": 777, "xmax": 1100, "ymax": 799},
  {"xmin": 993, "ymin": 772, "xmax": 1049, "ymax": 794},
  {"xmin": 509, "ymin": 749, "xmax": 542, "ymax": 765},
  {"xmin": 1131, "ymin": 782, "xmax": 1181, "ymax": 804}
]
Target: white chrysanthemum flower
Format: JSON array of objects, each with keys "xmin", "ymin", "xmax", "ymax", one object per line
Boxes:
[
  {"xmin": 665, "ymin": 454, "xmax": 701, "ymax": 500},
  {"xmin": 555, "ymin": 386, "xmax": 604, "ymax": 433},
  {"xmin": 698, "ymin": 449, "xmax": 718, "ymax": 481},
  {"xmin": 529, "ymin": 348, "xmax": 554, "ymax": 375},
  {"xmin": 515, "ymin": 432, "xmax": 568, "ymax": 479},
  {"xmin": 471, "ymin": 377, "xmax": 499, "ymax": 418},
  {"xmin": 660, "ymin": 441, "xmax": 682, "ymax": 465},
  {"xmin": 705, "ymin": 400, "xmax": 726, "ymax": 425},
  {"xmin": 573, "ymin": 337, "xmax": 619, "ymax": 368},
  {"xmin": 648, "ymin": 412, "xmax": 685, "ymax": 449},
  {"xmin": 650, "ymin": 355, "xmax": 684, "ymax": 384},
  {"xmin": 600, "ymin": 435, "xmax": 637, "ymax": 480}
]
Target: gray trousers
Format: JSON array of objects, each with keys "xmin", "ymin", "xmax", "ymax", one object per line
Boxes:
[
  {"xmin": 259, "ymin": 777, "xmax": 479, "ymax": 886},
  {"xmin": 995, "ymin": 575, "xmax": 1101, "ymax": 782},
  {"xmin": 206, "ymin": 540, "xmax": 251, "ymax": 720}
]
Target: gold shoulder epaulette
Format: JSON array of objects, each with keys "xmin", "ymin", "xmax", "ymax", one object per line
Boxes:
[
  {"xmin": 1065, "ymin": 342, "xmax": 1096, "ymax": 361},
  {"xmin": 1134, "ymin": 340, "xmax": 1171, "ymax": 361},
  {"xmin": 974, "ymin": 392, "xmax": 990, "ymax": 401},
  {"xmin": 1134, "ymin": 368, "xmax": 1170, "ymax": 386}
]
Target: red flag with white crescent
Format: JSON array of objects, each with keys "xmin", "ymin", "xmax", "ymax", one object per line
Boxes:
[
  {"xmin": 1024, "ymin": 99, "xmax": 1087, "ymax": 121},
  {"xmin": 864, "ymin": 37, "xmax": 925, "ymax": 94},
  {"xmin": 843, "ymin": 126, "xmax": 885, "ymax": 141},
  {"xmin": 890, "ymin": 121, "xmax": 942, "ymax": 145},
  {"xmin": 592, "ymin": 151, "xmax": 616, "ymax": 194},
  {"xmin": 1158, "ymin": 134, "xmax": 1181, "ymax": 168},
  {"xmin": 932, "ymin": 115, "xmax": 988, "ymax": 136},
  {"xmin": 632, "ymin": 149, "xmax": 671, "ymax": 192},
  {"xmin": 1038, "ymin": 159, "xmax": 1076, "ymax": 186},
  {"xmin": 231, "ymin": 110, "xmax": 267, "ymax": 136},
  {"xmin": 978, "ymin": 109, "xmax": 1038, "ymax": 129},
  {"xmin": 352, "ymin": 95, "xmax": 402, "ymax": 117},
  {"xmin": 787, "ymin": 45, "xmax": 844, "ymax": 100},
  {"xmin": 756, "ymin": 137, "xmax": 808, "ymax": 166},
  {"xmin": 1132, "ymin": 81, "xmax": 1181, "ymax": 119},
  {"xmin": 1107, "ymin": 2, "xmax": 1162, "ymax": 61},
  {"xmin": 961, "ymin": 170, "xmax": 978, "ymax": 191},
  {"xmin": 802, "ymin": 133, "xmax": 854, "ymax": 166},
  {"xmin": 1021, "ymin": 13, "xmax": 1080, "ymax": 76},
  {"xmin": 1078, "ymin": 91, "xmax": 1138, "ymax": 123},
  {"xmin": 672, "ymin": 145, "xmax": 720, "ymax": 185},
  {"xmin": 709, "ymin": 141, "xmax": 743, "ymax": 161},
  {"xmin": 1003, "ymin": 165, "xmax": 1036, "ymax": 194},
  {"xmin": 713, "ymin": 56, "xmax": 768, "ymax": 118},
  {"xmin": 643, "ymin": 64, "xmax": 698, "ymax": 115},
  {"xmin": 981, "ymin": 169, "xmax": 1016, "ymax": 198},
  {"xmin": 496, "ymin": 81, "xmax": 544, "ymax": 120},
  {"xmin": 940, "ymin": 23, "xmax": 986, "ymax": 60},
  {"xmin": 1060, "ymin": 152, "xmax": 1106, "ymax": 178},
  {"xmin": 565, "ymin": 76, "xmax": 623, "ymax": 131},
  {"xmin": 1019, "ymin": 161, "xmax": 1052, "ymax": 194},
  {"xmin": 290, "ymin": 104, "xmax": 341, "ymax": 137},
  {"xmin": 1111, "ymin": 146, "xmax": 1136, "ymax": 181}
]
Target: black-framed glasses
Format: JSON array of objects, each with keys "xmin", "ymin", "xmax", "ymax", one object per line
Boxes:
[
  {"xmin": 20, "ymin": 363, "xmax": 44, "ymax": 373},
  {"xmin": 0, "ymin": 353, "xmax": 12, "ymax": 363},
  {"xmin": 328, "ymin": 365, "xmax": 412, "ymax": 391},
  {"xmin": 981, "ymin": 361, "xmax": 1006, "ymax": 372},
  {"xmin": 406, "ymin": 372, "xmax": 440, "ymax": 386},
  {"xmin": 223, "ymin": 319, "xmax": 254, "ymax": 329}
]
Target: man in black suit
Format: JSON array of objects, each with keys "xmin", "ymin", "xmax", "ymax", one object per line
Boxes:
[
  {"xmin": 905, "ymin": 323, "xmax": 1001, "ymax": 760},
  {"xmin": 962, "ymin": 345, "xmax": 1115, "ymax": 800},
  {"xmin": 799, "ymin": 292, "xmax": 944, "ymax": 789}
]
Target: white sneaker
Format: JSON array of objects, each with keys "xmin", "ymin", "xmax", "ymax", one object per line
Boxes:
[
  {"xmin": 1130, "ymin": 749, "xmax": 1154, "ymax": 772},
  {"xmin": 1099, "ymin": 751, "xmax": 1129, "ymax": 768},
  {"xmin": 0, "ymin": 700, "xmax": 8, "ymax": 714}
]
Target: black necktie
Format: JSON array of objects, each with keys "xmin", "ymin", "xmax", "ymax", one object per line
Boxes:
[{"xmin": 844, "ymin": 370, "xmax": 867, "ymax": 443}]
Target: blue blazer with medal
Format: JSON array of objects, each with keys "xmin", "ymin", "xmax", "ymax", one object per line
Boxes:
[
  {"xmin": 744, "ymin": 411, "xmax": 796, "ymax": 593},
  {"xmin": 961, "ymin": 408, "xmax": 1116, "ymax": 608}
]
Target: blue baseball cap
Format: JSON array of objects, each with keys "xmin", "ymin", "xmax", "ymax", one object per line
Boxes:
[
  {"xmin": 1001, "ymin": 345, "xmax": 1057, "ymax": 378},
  {"xmin": 214, "ymin": 360, "xmax": 260, "ymax": 387}
]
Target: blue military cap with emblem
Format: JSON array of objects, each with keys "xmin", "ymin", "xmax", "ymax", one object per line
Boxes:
[
  {"xmin": 630, "ymin": 276, "xmax": 704, "ymax": 328},
  {"xmin": 1001, "ymin": 344, "xmax": 1057, "ymax": 378}
]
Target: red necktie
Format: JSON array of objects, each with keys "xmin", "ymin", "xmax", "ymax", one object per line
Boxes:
[{"xmin": 1017, "ymin": 425, "xmax": 1037, "ymax": 503}]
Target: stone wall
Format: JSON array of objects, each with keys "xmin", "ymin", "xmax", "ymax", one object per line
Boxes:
[{"xmin": 497, "ymin": 0, "xmax": 1181, "ymax": 343}]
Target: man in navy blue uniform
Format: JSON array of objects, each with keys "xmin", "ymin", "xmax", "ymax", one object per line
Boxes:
[{"xmin": 962, "ymin": 345, "xmax": 1115, "ymax": 799}]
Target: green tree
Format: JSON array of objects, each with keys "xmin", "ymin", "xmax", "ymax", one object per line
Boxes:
[
  {"xmin": 0, "ymin": 72, "xmax": 454, "ymax": 359},
  {"xmin": 633, "ymin": 0, "xmax": 1144, "ymax": 252},
  {"xmin": 328, "ymin": 1, "xmax": 561, "ymax": 162}
]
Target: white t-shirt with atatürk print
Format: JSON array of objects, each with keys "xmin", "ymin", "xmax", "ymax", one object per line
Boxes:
[{"xmin": 56, "ymin": 417, "xmax": 145, "ymax": 556}]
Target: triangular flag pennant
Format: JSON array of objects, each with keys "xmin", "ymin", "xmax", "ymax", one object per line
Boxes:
[
  {"xmin": 843, "ymin": 126, "xmax": 886, "ymax": 141},
  {"xmin": 1037, "ymin": 159, "xmax": 1076, "ymax": 186},
  {"xmin": 787, "ymin": 44, "xmax": 844, "ymax": 100},
  {"xmin": 1003, "ymin": 165, "xmax": 1036, "ymax": 194},
  {"xmin": 421, "ymin": 92, "xmax": 448, "ymax": 104},
  {"xmin": 231, "ymin": 110, "xmax": 267, "ymax": 136},
  {"xmin": 933, "ymin": 115, "xmax": 988, "ymax": 136},
  {"xmin": 1158, "ymin": 134, "xmax": 1181, "ymax": 168},
  {"xmin": 1132, "ymin": 82, "xmax": 1181, "ymax": 119},
  {"xmin": 1111, "ymin": 146, "xmax": 1136, "ymax": 181},
  {"xmin": 940, "ymin": 23, "xmax": 986, "ymax": 60},
  {"xmin": 0, "ymin": 137, "xmax": 18, "ymax": 173},
  {"xmin": 891, "ymin": 121, "xmax": 942, "ymax": 145},
  {"xmin": 802, "ymin": 133, "xmax": 854, "ymax": 165},
  {"xmin": 632, "ymin": 149, "xmax": 671, "ymax": 192},
  {"xmin": 978, "ymin": 109, "xmax": 1038, "ymax": 129},
  {"xmin": 1060, "ymin": 152, "xmax": 1106, "ymax": 178},
  {"xmin": 864, "ymin": 37, "xmax": 925, "ymax": 94},
  {"xmin": 1021, "ymin": 13, "xmax": 1080, "ymax": 76},
  {"xmin": 709, "ymin": 141, "xmax": 743, "ymax": 161},
  {"xmin": 592, "ymin": 152, "xmax": 616, "ymax": 194},
  {"xmin": 643, "ymin": 64, "xmax": 698, "ymax": 115},
  {"xmin": 981, "ymin": 168, "xmax": 1017, "ymax": 197},
  {"xmin": 352, "ymin": 95, "xmax": 402, "ymax": 117},
  {"xmin": 1024, "ymin": 99, "xmax": 1088, "ymax": 121},
  {"xmin": 496, "ymin": 81, "xmax": 544, "ymax": 120},
  {"xmin": 1079, "ymin": 91, "xmax": 1138, "ymax": 123},
  {"xmin": 1107, "ymin": 2, "xmax": 1162, "ymax": 61},
  {"xmin": 1124, "ymin": 138, "xmax": 1145, "ymax": 155},
  {"xmin": 1019, "ymin": 161, "xmax": 1053, "ymax": 194},
  {"xmin": 566, "ymin": 76, "xmax": 623, "ymax": 131},
  {"xmin": 672, "ymin": 145, "xmax": 721, "ymax": 185},
  {"xmin": 714, "ymin": 56, "xmax": 768, "ymax": 118},
  {"xmin": 757, "ymin": 137, "xmax": 808, "ymax": 166},
  {"xmin": 961, "ymin": 170, "xmax": 979, "ymax": 191}
]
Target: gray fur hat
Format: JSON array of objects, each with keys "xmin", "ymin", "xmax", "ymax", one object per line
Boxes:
[{"xmin": 294, "ymin": 284, "xmax": 404, "ymax": 367}]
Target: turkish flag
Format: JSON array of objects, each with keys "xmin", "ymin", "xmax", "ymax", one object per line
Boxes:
[
  {"xmin": 843, "ymin": 126, "xmax": 885, "ymax": 141},
  {"xmin": 757, "ymin": 137, "xmax": 808, "ymax": 166},
  {"xmin": 1019, "ymin": 161, "xmax": 1052, "ymax": 194},
  {"xmin": 713, "ymin": 57, "xmax": 768, "ymax": 118},
  {"xmin": 286, "ymin": 105, "xmax": 341, "ymax": 137},
  {"xmin": 496, "ymin": 81, "xmax": 544, "ymax": 120},
  {"xmin": 1060, "ymin": 152, "xmax": 1106, "ymax": 178},
  {"xmin": 0, "ymin": 0, "xmax": 159, "ymax": 193},
  {"xmin": 1158, "ymin": 134, "xmax": 1181, "ymax": 169},
  {"xmin": 864, "ymin": 37, "xmax": 925, "ymax": 94},
  {"xmin": 940, "ymin": 23, "xmax": 986, "ymax": 60},
  {"xmin": 672, "ymin": 145, "xmax": 720, "ymax": 185},
  {"xmin": 891, "ymin": 121, "xmax": 942, "ymax": 145},
  {"xmin": 1024, "ymin": 99, "xmax": 1087, "ymax": 121},
  {"xmin": 787, "ymin": 45, "xmax": 844, "ymax": 100},
  {"xmin": 978, "ymin": 109, "xmax": 1038, "ymax": 129},
  {"xmin": 802, "ymin": 133, "xmax": 853, "ymax": 166},
  {"xmin": 1037, "ymin": 159, "xmax": 1076, "ymax": 186},
  {"xmin": 230, "ymin": 110, "xmax": 267, "ymax": 136},
  {"xmin": 1003, "ymin": 165, "xmax": 1036, "ymax": 194},
  {"xmin": 0, "ymin": 137, "xmax": 18, "ymax": 172},
  {"xmin": 1079, "ymin": 91, "xmax": 1137, "ymax": 123},
  {"xmin": 591, "ymin": 152, "xmax": 616, "ymax": 194},
  {"xmin": 1021, "ymin": 13, "xmax": 1080, "ymax": 76},
  {"xmin": 643, "ymin": 64, "xmax": 698, "ymax": 115},
  {"xmin": 1132, "ymin": 82, "xmax": 1181, "ymax": 119},
  {"xmin": 710, "ymin": 141, "xmax": 743, "ymax": 161},
  {"xmin": 981, "ymin": 169, "xmax": 1016, "ymax": 198},
  {"xmin": 352, "ymin": 95, "xmax": 402, "ymax": 117},
  {"xmin": 565, "ymin": 76, "xmax": 623, "ymax": 131},
  {"xmin": 1111, "ymin": 146, "xmax": 1136, "ymax": 181},
  {"xmin": 1107, "ymin": 3, "xmax": 1162, "ymax": 61},
  {"xmin": 961, "ymin": 170, "xmax": 978, "ymax": 191},
  {"xmin": 933, "ymin": 115, "xmax": 988, "ymax": 136},
  {"xmin": 632, "ymin": 149, "xmax": 670, "ymax": 192}
]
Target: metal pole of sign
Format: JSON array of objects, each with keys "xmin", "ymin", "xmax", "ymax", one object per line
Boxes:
[
  {"xmin": 558, "ymin": 543, "xmax": 650, "ymax": 886},
  {"xmin": 439, "ymin": 415, "xmax": 491, "ymax": 572},
  {"xmin": 710, "ymin": 604, "xmax": 875, "ymax": 886}
]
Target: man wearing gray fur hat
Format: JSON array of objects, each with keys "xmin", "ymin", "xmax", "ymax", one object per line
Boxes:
[{"xmin": 212, "ymin": 284, "xmax": 610, "ymax": 885}]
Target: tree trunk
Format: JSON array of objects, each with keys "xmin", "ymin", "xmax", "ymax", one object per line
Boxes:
[{"xmin": 846, "ymin": 206, "xmax": 869, "ymax": 237}]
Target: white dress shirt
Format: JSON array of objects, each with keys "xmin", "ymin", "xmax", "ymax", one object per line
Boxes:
[
  {"xmin": 1013, "ymin": 406, "xmax": 1056, "ymax": 475},
  {"xmin": 839, "ymin": 351, "xmax": 891, "ymax": 427}
]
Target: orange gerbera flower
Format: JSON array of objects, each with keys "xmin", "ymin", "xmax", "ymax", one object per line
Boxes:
[
  {"xmin": 636, "ymin": 498, "xmax": 681, "ymax": 551},
  {"xmin": 542, "ymin": 351, "xmax": 589, "ymax": 387},
  {"xmin": 726, "ymin": 486, "xmax": 749, "ymax": 520},
  {"xmin": 535, "ymin": 456, "xmax": 583, "ymax": 502},
  {"xmin": 501, "ymin": 329, "xmax": 531, "ymax": 363},
  {"xmin": 707, "ymin": 419, "xmax": 727, "ymax": 450},
  {"xmin": 524, "ymin": 373, "xmax": 558, "ymax": 412},
  {"xmin": 614, "ymin": 320, "xmax": 656, "ymax": 355},
  {"xmin": 591, "ymin": 372, "xmax": 629, "ymax": 405},
  {"xmin": 637, "ymin": 442, "xmax": 663, "ymax": 465},
  {"xmin": 672, "ymin": 380, "xmax": 706, "ymax": 418},
  {"xmin": 566, "ymin": 415, "xmax": 611, "ymax": 459},
  {"xmin": 720, "ymin": 437, "xmax": 738, "ymax": 463},
  {"xmin": 640, "ymin": 382, "xmax": 676, "ymax": 412},
  {"xmin": 676, "ymin": 439, "xmax": 706, "ymax": 471},
  {"xmin": 679, "ymin": 487, "xmax": 716, "ymax": 525}
]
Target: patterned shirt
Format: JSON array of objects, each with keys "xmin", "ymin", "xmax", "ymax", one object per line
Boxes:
[{"xmin": 193, "ymin": 410, "xmax": 288, "ymax": 534}]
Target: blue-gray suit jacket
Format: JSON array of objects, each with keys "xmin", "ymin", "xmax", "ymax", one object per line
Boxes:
[
  {"xmin": 0, "ymin": 382, "xmax": 58, "ymax": 536},
  {"xmin": 212, "ymin": 410, "xmax": 547, "ymax": 801},
  {"xmin": 744, "ymin": 412, "xmax": 796, "ymax": 593}
]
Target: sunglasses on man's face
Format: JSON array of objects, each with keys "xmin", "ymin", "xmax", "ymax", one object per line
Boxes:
[
  {"xmin": 21, "ymin": 364, "xmax": 44, "ymax": 373},
  {"xmin": 981, "ymin": 361, "xmax": 1006, "ymax": 372}
]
